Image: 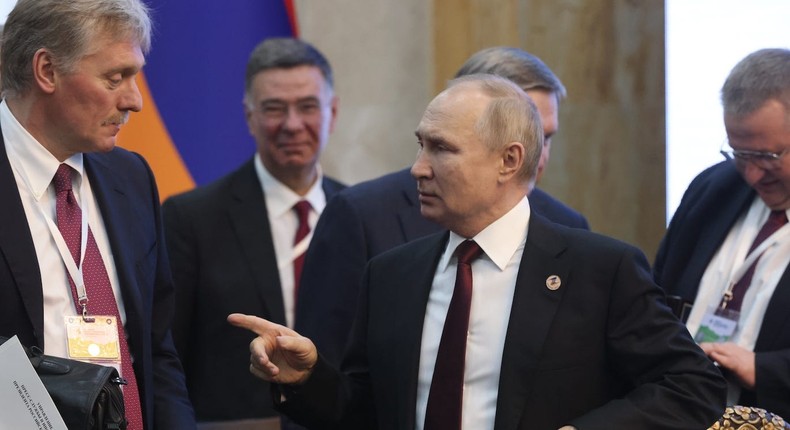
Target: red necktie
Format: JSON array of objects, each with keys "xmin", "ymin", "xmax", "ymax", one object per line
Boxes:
[
  {"xmin": 292, "ymin": 200, "xmax": 312, "ymax": 302},
  {"xmin": 424, "ymin": 240, "xmax": 483, "ymax": 430},
  {"xmin": 727, "ymin": 210, "xmax": 788, "ymax": 311},
  {"xmin": 53, "ymin": 164, "xmax": 143, "ymax": 430}
]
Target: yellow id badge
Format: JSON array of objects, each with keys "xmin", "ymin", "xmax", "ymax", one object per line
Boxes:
[{"xmin": 64, "ymin": 315, "xmax": 121, "ymax": 360}]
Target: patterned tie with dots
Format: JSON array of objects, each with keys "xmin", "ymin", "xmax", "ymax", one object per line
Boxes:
[{"xmin": 53, "ymin": 164, "xmax": 143, "ymax": 430}]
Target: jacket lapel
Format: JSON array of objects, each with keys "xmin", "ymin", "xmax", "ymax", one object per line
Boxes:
[
  {"xmin": 678, "ymin": 177, "xmax": 754, "ymax": 300},
  {"xmin": 227, "ymin": 161, "xmax": 286, "ymax": 324},
  {"xmin": 495, "ymin": 214, "xmax": 570, "ymax": 430},
  {"xmin": 84, "ymin": 153, "xmax": 145, "ymax": 344},
  {"xmin": 758, "ymin": 268, "xmax": 790, "ymax": 350},
  {"xmin": 390, "ymin": 232, "xmax": 448, "ymax": 429},
  {"xmin": 0, "ymin": 131, "xmax": 45, "ymax": 347}
]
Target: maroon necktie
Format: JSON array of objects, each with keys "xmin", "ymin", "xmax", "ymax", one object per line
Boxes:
[
  {"xmin": 424, "ymin": 240, "xmax": 483, "ymax": 430},
  {"xmin": 292, "ymin": 200, "xmax": 312, "ymax": 302},
  {"xmin": 727, "ymin": 210, "xmax": 788, "ymax": 311},
  {"xmin": 53, "ymin": 164, "xmax": 143, "ymax": 430}
]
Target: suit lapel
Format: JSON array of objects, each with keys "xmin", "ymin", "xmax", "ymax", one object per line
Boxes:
[
  {"xmin": 758, "ymin": 269, "xmax": 790, "ymax": 350},
  {"xmin": 679, "ymin": 180, "xmax": 754, "ymax": 300},
  {"xmin": 388, "ymin": 232, "xmax": 448, "ymax": 429},
  {"xmin": 495, "ymin": 215, "xmax": 570, "ymax": 430},
  {"xmin": 227, "ymin": 161, "xmax": 286, "ymax": 323},
  {"xmin": 84, "ymin": 153, "xmax": 145, "ymax": 343},
  {"xmin": 0, "ymin": 131, "xmax": 45, "ymax": 346}
]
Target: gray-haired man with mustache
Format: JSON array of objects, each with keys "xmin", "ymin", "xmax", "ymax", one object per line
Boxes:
[{"xmin": 0, "ymin": 0, "xmax": 195, "ymax": 428}]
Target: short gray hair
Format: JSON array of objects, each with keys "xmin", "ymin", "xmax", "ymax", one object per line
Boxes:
[
  {"xmin": 245, "ymin": 37, "xmax": 333, "ymax": 100},
  {"xmin": 721, "ymin": 48, "xmax": 790, "ymax": 117},
  {"xmin": 448, "ymin": 74, "xmax": 544, "ymax": 180},
  {"xmin": 455, "ymin": 46, "xmax": 566, "ymax": 101},
  {"xmin": 1, "ymin": 0, "xmax": 152, "ymax": 99}
]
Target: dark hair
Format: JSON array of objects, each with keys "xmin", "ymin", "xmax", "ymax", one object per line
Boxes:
[{"xmin": 245, "ymin": 37, "xmax": 334, "ymax": 98}]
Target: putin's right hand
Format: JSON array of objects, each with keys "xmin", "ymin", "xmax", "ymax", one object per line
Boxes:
[{"xmin": 227, "ymin": 313, "xmax": 318, "ymax": 385}]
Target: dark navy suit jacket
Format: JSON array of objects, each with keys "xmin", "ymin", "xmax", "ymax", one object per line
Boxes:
[
  {"xmin": 296, "ymin": 167, "xmax": 588, "ymax": 366},
  {"xmin": 162, "ymin": 158, "xmax": 344, "ymax": 422},
  {"xmin": 654, "ymin": 161, "xmax": 790, "ymax": 418},
  {"xmin": 284, "ymin": 215, "xmax": 724, "ymax": 430},
  {"xmin": 0, "ymin": 130, "xmax": 195, "ymax": 429}
]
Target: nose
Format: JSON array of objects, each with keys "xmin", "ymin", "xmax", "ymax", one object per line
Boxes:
[
  {"xmin": 411, "ymin": 147, "xmax": 432, "ymax": 180},
  {"xmin": 121, "ymin": 76, "xmax": 143, "ymax": 113},
  {"xmin": 740, "ymin": 161, "xmax": 767, "ymax": 185},
  {"xmin": 282, "ymin": 105, "xmax": 305, "ymax": 132}
]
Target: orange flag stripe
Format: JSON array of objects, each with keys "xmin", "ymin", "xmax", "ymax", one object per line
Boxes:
[{"xmin": 117, "ymin": 72, "xmax": 195, "ymax": 201}]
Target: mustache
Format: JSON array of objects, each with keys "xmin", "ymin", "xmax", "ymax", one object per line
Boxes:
[{"xmin": 102, "ymin": 112, "xmax": 129, "ymax": 126}]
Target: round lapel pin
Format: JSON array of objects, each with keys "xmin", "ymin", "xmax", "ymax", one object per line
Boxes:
[{"xmin": 546, "ymin": 275, "xmax": 561, "ymax": 290}]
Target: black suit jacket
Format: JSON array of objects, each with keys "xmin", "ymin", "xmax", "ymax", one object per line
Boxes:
[
  {"xmin": 162, "ymin": 158, "xmax": 344, "ymax": 422},
  {"xmin": 296, "ymin": 167, "xmax": 589, "ymax": 366},
  {"xmin": 283, "ymin": 214, "xmax": 725, "ymax": 430},
  {"xmin": 654, "ymin": 161, "xmax": 790, "ymax": 418},
  {"xmin": 0, "ymin": 132, "xmax": 195, "ymax": 429}
]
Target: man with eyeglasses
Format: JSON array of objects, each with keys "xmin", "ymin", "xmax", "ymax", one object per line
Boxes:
[
  {"xmin": 162, "ymin": 38, "xmax": 345, "ymax": 427},
  {"xmin": 654, "ymin": 48, "xmax": 790, "ymax": 418}
]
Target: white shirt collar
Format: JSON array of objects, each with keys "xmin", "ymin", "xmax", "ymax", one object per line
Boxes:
[
  {"xmin": 439, "ymin": 196, "xmax": 531, "ymax": 272},
  {"xmin": 1, "ymin": 99, "xmax": 84, "ymax": 200}
]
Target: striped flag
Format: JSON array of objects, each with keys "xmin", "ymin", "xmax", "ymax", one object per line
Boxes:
[{"xmin": 118, "ymin": 0, "xmax": 298, "ymax": 200}]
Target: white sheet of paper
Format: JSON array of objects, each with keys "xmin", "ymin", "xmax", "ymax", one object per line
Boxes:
[{"xmin": 0, "ymin": 336, "xmax": 67, "ymax": 430}]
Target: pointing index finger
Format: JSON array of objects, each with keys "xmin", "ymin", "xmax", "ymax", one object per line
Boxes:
[{"xmin": 227, "ymin": 313, "xmax": 272, "ymax": 336}]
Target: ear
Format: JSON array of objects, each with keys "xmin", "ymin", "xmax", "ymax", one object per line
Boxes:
[
  {"xmin": 499, "ymin": 141, "xmax": 525, "ymax": 182},
  {"xmin": 32, "ymin": 48, "xmax": 57, "ymax": 94},
  {"xmin": 328, "ymin": 95, "xmax": 339, "ymax": 134},
  {"xmin": 243, "ymin": 98, "xmax": 255, "ymax": 132}
]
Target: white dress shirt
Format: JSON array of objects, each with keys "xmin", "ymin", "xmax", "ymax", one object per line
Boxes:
[
  {"xmin": 1, "ymin": 100, "xmax": 125, "ymax": 358},
  {"xmin": 687, "ymin": 197, "xmax": 790, "ymax": 403},
  {"xmin": 416, "ymin": 196, "xmax": 530, "ymax": 430},
  {"xmin": 254, "ymin": 154, "xmax": 326, "ymax": 327}
]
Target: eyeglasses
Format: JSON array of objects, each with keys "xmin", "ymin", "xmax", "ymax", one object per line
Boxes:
[
  {"xmin": 720, "ymin": 141, "xmax": 789, "ymax": 170},
  {"xmin": 250, "ymin": 99, "xmax": 323, "ymax": 122}
]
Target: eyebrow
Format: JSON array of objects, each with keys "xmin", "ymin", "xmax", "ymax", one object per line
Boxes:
[
  {"xmin": 415, "ymin": 130, "xmax": 452, "ymax": 148},
  {"xmin": 260, "ymin": 96, "xmax": 321, "ymax": 105}
]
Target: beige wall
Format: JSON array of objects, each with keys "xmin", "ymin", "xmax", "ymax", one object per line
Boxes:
[
  {"xmin": 296, "ymin": 0, "xmax": 666, "ymax": 259},
  {"xmin": 294, "ymin": 0, "xmax": 433, "ymax": 183}
]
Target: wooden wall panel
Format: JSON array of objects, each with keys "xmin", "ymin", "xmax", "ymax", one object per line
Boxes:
[
  {"xmin": 433, "ymin": 0, "xmax": 520, "ymax": 93},
  {"xmin": 433, "ymin": 0, "xmax": 666, "ymax": 258},
  {"xmin": 299, "ymin": 0, "xmax": 666, "ymax": 258}
]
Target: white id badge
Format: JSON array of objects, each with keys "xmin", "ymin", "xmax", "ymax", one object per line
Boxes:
[{"xmin": 694, "ymin": 306, "xmax": 740, "ymax": 343}]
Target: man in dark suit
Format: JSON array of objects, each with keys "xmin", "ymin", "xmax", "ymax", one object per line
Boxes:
[
  {"xmin": 0, "ymin": 1, "xmax": 194, "ymax": 429},
  {"xmin": 654, "ymin": 48, "xmax": 790, "ymax": 419},
  {"xmin": 296, "ymin": 47, "xmax": 588, "ymax": 367},
  {"xmin": 231, "ymin": 74, "xmax": 725, "ymax": 430},
  {"xmin": 163, "ymin": 38, "xmax": 344, "ymax": 427}
]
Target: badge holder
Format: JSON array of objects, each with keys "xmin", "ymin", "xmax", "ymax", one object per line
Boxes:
[
  {"xmin": 64, "ymin": 314, "xmax": 122, "ymax": 373},
  {"xmin": 694, "ymin": 287, "xmax": 741, "ymax": 343},
  {"xmin": 694, "ymin": 306, "xmax": 740, "ymax": 343}
]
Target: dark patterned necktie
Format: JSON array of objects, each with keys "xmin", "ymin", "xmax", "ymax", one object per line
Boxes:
[
  {"xmin": 292, "ymin": 200, "xmax": 312, "ymax": 302},
  {"xmin": 53, "ymin": 164, "xmax": 143, "ymax": 430},
  {"xmin": 424, "ymin": 240, "xmax": 483, "ymax": 430},
  {"xmin": 727, "ymin": 210, "xmax": 788, "ymax": 311}
]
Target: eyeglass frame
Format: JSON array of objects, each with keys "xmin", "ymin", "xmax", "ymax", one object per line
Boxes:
[
  {"xmin": 247, "ymin": 97, "xmax": 327, "ymax": 123},
  {"xmin": 719, "ymin": 140, "xmax": 789, "ymax": 170}
]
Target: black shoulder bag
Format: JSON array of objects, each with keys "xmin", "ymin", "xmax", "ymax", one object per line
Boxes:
[{"xmin": 0, "ymin": 336, "xmax": 128, "ymax": 430}]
